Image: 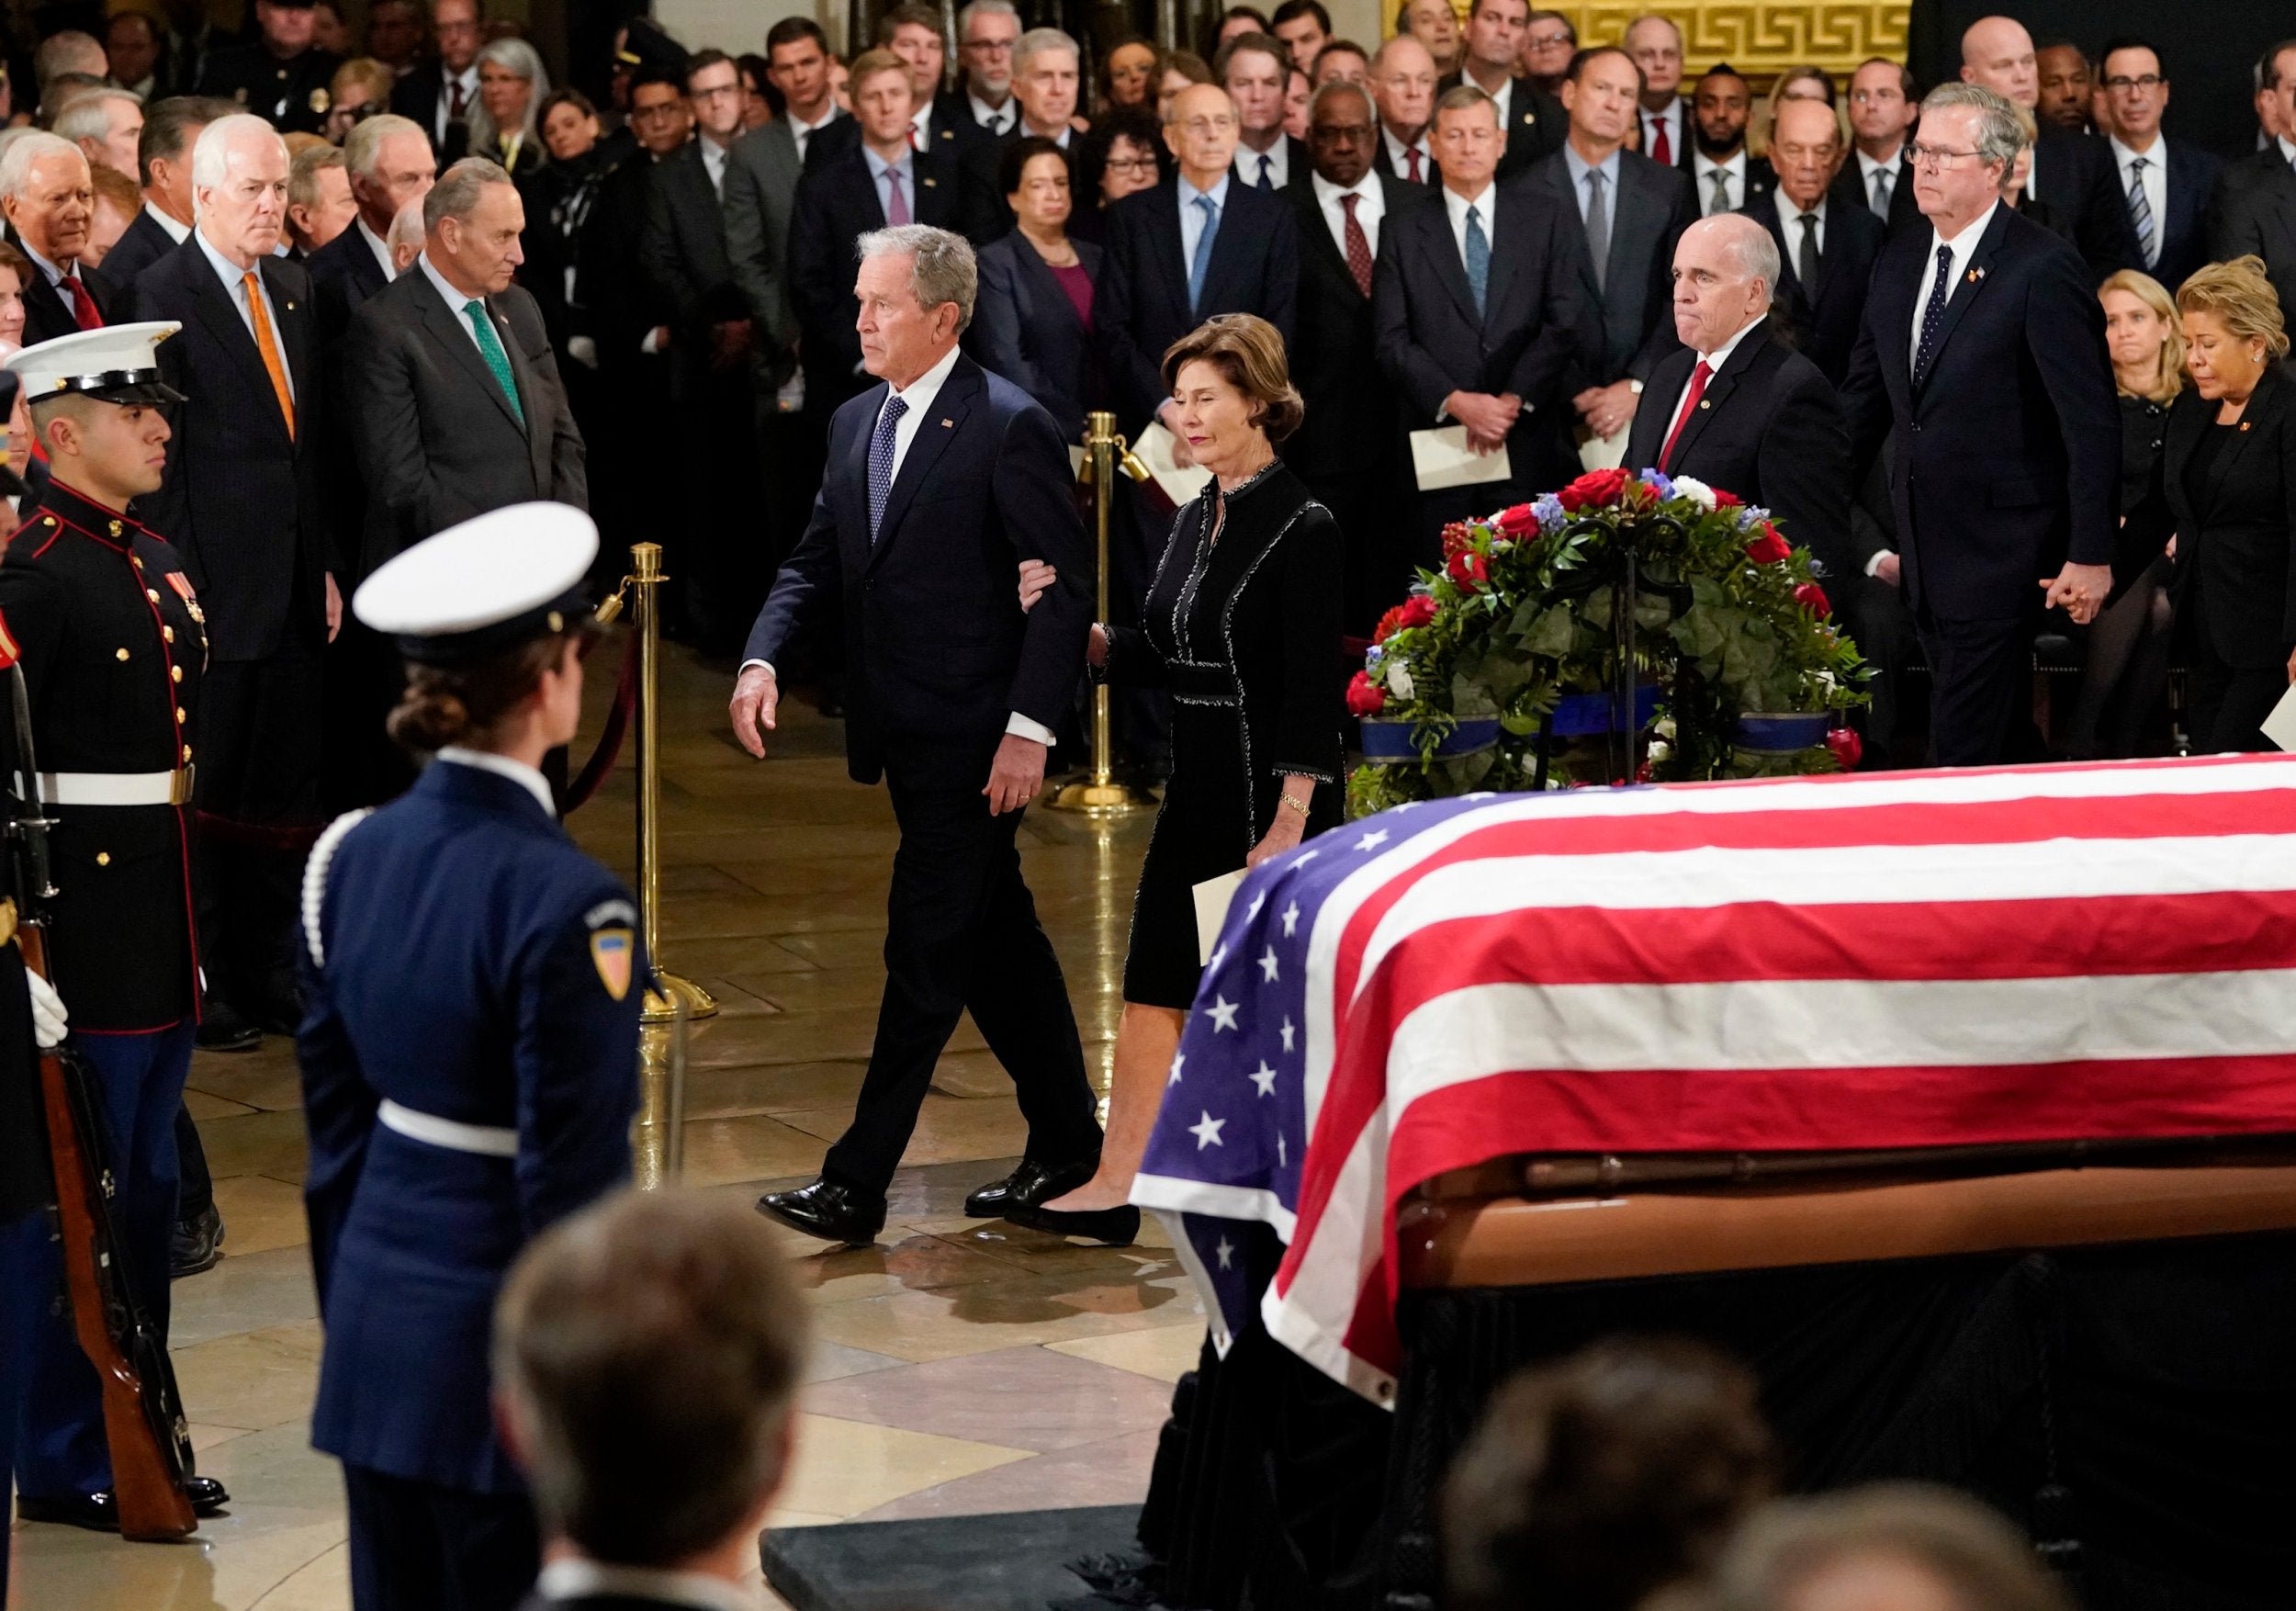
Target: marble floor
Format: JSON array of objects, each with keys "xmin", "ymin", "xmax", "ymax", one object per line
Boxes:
[{"xmin": 7, "ymin": 640, "xmax": 1199, "ymax": 1609}]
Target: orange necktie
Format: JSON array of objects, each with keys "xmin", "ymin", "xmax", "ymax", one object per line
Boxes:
[{"xmin": 242, "ymin": 270, "xmax": 294, "ymax": 439}]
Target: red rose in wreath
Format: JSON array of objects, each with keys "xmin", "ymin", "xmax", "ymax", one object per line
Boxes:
[
  {"xmin": 1494, "ymin": 502, "xmax": 1538, "ymax": 535},
  {"xmin": 1447, "ymin": 548, "xmax": 1489, "ymax": 591},
  {"xmin": 1559, "ymin": 467, "xmax": 1631, "ymax": 512},
  {"xmin": 1346, "ymin": 670, "xmax": 1387, "ymax": 716},
  {"xmin": 1396, "ymin": 594, "xmax": 1438, "ymax": 631},
  {"xmin": 1712, "ymin": 489, "xmax": 1743, "ymax": 508},
  {"xmin": 1827, "ymin": 727, "xmax": 1863, "ymax": 769},
  {"xmin": 1744, "ymin": 523, "xmax": 1791, "ymax": 565},
  {"xmin": 1793, "ymin": 580, "xmax": 1830, "ymax": 616}
]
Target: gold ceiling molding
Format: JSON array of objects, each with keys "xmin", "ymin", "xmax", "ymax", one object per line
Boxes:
[{"xmin": 1478, "ymin": 4, "xmax": 1913, "ymax": 80}]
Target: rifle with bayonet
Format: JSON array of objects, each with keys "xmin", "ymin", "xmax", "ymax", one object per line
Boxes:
[{"xmin": 8, "ymin": 661, "xmax": 197, "ymax": 1540}]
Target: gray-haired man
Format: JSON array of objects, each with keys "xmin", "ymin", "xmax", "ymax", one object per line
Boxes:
[{"xmin": 731, "ymin": 224, "xmax": 1103, "ymax": 1245}]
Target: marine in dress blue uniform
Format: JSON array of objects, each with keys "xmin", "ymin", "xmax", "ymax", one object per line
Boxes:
[
  {"xmin": 0, "ymin": 325, "xmax": 231, "ymax": 1529},
  {"xmin": 297, "ymin": 504, "xmax": 641, "ymax": 1611}
]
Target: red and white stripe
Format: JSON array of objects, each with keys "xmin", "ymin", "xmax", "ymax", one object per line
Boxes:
[{"xmin": 1273, "ymin": 756, "xmax": 2296, "ymax": 1400}]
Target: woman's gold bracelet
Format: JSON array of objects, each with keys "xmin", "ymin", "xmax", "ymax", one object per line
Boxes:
[{"xmin": 1279, "ymin": 792, "xmax": 1311, "ymax": 817}]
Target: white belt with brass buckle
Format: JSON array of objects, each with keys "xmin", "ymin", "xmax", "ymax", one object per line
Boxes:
[
  {"xmin": 17, "ymin": 768, "xmax": 196, "ymax": 807},
  {"xmin": 377, "ymin": 1098, "xmax": 519, "ymax": 1157}
]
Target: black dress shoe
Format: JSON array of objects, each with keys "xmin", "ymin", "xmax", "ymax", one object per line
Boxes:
[
  {"xmin": 963, "ymin": 1155, "xmax": 1099, "ymax": 1219},
  {"xmin": 186, "ymin": 1474, "xmax": 230, "ymax": 1515},
  {"xmin": 756, "ymin": 1178, "xmax": 885, "ymax": 1246},
  {"xmin": 171, "ymin": 1201, "xmax": 226, "ymax": 1278},
  {"xmin": 1008, "ymin": 1202, "xmax": 1141, "ymax": 1246},
  {"xmin": 195, "ymin": 998, "xmax": 262, "ymax": 1053},
  {"xmin": 15, "ymin": 1490, "xmax": 119, "ymax": 1531}
]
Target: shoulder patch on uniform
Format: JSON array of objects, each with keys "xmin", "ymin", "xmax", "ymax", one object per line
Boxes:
[
  {"xmin": 589, "ymin": 928, "xmax": 635, "ymax": 1000},
  {"xmin": 300, "ymin": 808, "xmax": 376, "ymax": 969},
  {"xmin": 584, "ymin": 897, "xmax": 637, "ymax": 929},
  {"xmin": 0, "ymin": 606, "xmax": 19, "ymax": 670}
]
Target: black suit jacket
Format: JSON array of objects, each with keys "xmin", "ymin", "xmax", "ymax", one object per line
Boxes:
[
  {"xmin": 2030, "ymin": 125, "xmax": 2142, "ymax": 281},
  {"xmin": 1746, "ymin": 194, "xmax": 1885, "ymax": 386},
  {"xmin": 390, "ymin": 62, "xmax": 472, "ymax": 159},
  {"xmin": 637, "ymin": 138, "xmax": 747, "ymax": 395},
  {"xmin": 307, "ymin": 216, "xmax": 390, "ymax": 344},
  {"xmin": 805, "ymin": 93, "xmax": 975, "ymax": 174},
  {"xmin": 2206, "ymin": 146, "xmax": 2296, "ymax": 321},
  {"xmin": 1232, "ymin": 134, "xmax": 1312, "ymax": 191},
  {"xmin": 1436, "ymin": 73, "xmax": 1565, "ymax": 178},
  {"xmin": 964, "ymin": 230, "xmax": 1102, "ymax": 439},
  {"xmin": 100, "ymin": 206, "xmax": 184, "ymax": 287},
  {"xmin": 2139, "ymin": 138, "xmax": 2225, "ymax": 292},
  {"xmin": 744, "ymin": 353, "xmax": 1092, "ymax": 785},
  {"xmin": 1288, "ymin": 172, "xmax": 1429, "ymax": 485},
  {"xmin": 1625, "ymin": 324, "xmax": 1851, "ymax": 580},
  {"xmin": 2158, "ymin": 366, "xmax": 2296, "ymax": 667},
  {"xmin": 1372, "ymin": 176, "xmax": 1584, "ymax": 491},
  {"xmin": 118, "ymin": 240, "xmax": 330, "ymax": 661},
  {"xmin": 959, "ymin": 129, "xmax": 1080, "ymax": 241},
  {"xmin": 1839, "ymin": 204, "xmax": 2120, "ymax": 620},
  {"xmin": 342, "ymin": 268, "xmax": 586, "ymax": 569},
  {"xmin": 789, "ymin": 146, "xmax": 967, "ymax": 406},
  {"xmin": 1828, "ymin": 152, "xmax": 1920, "ymax": 234},
  {"xmin": 1371, "ymin": 130, "xmax": 1435, "ymax": 186},
  {"xmin": 1094, "ymin": 177, "xmax": 1299, "ymax": 433},
  {"xmin": 11, "ymin": 244, "xmax": 114, "ymax": 345},
  {"xmin": 1525, "ymin": 148, "xmax": 1696, "ymax": 385}
]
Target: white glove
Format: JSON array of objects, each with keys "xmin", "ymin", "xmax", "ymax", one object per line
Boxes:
[{"xmin": 26, "ymin": 970, "xmax": 66, "ymax": 1050}]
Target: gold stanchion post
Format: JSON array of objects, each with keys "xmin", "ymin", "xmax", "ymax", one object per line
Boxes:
[
  {"xmin": 628, "ymin": 541, "xmax": 717, "ymax": 1024},
  {"xmin": 1047, "ymin": 411, "xmax": 1157, "ymax": 814}
]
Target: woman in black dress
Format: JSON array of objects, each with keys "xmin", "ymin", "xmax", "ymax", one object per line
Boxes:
[
  {"xmin": 1016, "ymin": 314, "xmax": 1344, "ymax": 1242},
  {"xmin": 2158, "ymin": 256, "xmax": 2296, "ymax": 751}
]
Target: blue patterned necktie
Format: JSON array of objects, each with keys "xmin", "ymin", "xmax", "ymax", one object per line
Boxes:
[
  {"xmin": 1914, "ymin": 242, "xmax": 1955, "ymax": 383},
  {"xmin": 1187, "ymin": 193, "xmax": 1220, "ymax": 313},
  {"xmin": 867, "ymin": 392, "xmax": 908, "ymax": 541},
  {"xmin": 2127, "ymin": 155, "xmax": 2156, "ymax": 268},
  {"xmin": 1463, "ymin": 203, "xmax": 1491, "ymax": 318}
]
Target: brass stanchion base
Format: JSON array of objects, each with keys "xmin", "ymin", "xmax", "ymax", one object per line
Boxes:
[
  {"xmin": 1043, "ymin": 772, "xmax": 1158, "ymax": 814},
  {"xmin": 642, "ymin": 970, "xmax": 719, "ymax": 1023}
]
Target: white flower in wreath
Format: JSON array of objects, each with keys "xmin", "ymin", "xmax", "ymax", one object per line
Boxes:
[
  {"xmin": 1670, "ymin": 476, "xmax": 1717, "ymax": 513},
  {"xmin": 1387, "ymin": 662, "xmax": 1416, "ymax": 700}
]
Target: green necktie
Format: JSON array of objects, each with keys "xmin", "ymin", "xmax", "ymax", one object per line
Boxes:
[{"xmin": 461, "ymin": 299, "xmax": 523, "ymax": 425}]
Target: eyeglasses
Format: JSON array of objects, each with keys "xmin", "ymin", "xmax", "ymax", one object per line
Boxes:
[
  {"xmin": 691, "ymin": 83, "xmax": 740, "ymax": 100},
  {"xmin": 1177, "ymin": 115, "xmax": 1237, "ymax": 134},
  {"xmin": 631, "ymin": 101, "xmax": 684, "ymax": 123},
  {"xmin": 1905, "ymin": 141, "xmax": 1986, "ymax": 169},
  {"xmin": 962, "ymin": 38, "xmax": 1013, "ymax": 53},
  {"xmin": 1525, "ymin": 30, "xmax": 1573, "ymax": 50},
  {"xmin": 2102, "ymin": 73, "xmax": 2166, "ymax": 92},
  {"xmin": 1103, "ymin": 155, "xmax": 1157, "ymax": 173}
]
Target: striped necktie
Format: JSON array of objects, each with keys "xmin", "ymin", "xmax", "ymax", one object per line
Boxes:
[{"xmin": 2127, "ymin": 155, "xmax": 2157, "ymax": 268}]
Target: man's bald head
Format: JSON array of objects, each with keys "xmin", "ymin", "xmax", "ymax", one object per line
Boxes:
[
  {"xmin": 1961, "ymin": 15, "xmax": 2039, "ymax": 108},
  {"xmin": 1769, "ymin": 96, "xmax": 1843, "ymax": 209},
  {"xmin": 1370, "ymin": 32, "xmax": 1437, "ymax": 141},
  {"xmin": 1670, "ymin": 212, "xmax": 1777, "ymax": 355}
]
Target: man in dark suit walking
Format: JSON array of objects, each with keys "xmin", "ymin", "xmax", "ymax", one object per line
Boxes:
[
  {"xmin": 122, "ymin": 111, "xmax": 335, "ymax": 1040},
  {"xmin": 343, "ymin": 157, "xmax": 585, "ymax": 569},
  {"xmin": 1840, "ymin": 84, "xmax": 2119, "ymax": 767},
  {"xmin": 1375, "ymin": 84, "xmax": 1580, "ymax": 556},
  {"xmin": 1438, "ymin": 0, "xmax": 1563, "ymax": 179},
  {"xmin": 101, "ymin": 96, "xmax": 225, "ymax": 287},
  {"xmin": 2094, "ymin": 39, "xmax": 2219, "ymax": 295},
  {"xmin": 730, "ymin": 225, "xmax": 1102, "ymax": 1245},
  {"xmin": 1833, "ymin": 56, "xmax": 1920, "ymax": 231},
  {"xmin": 1626, "ymin": 213, "xmax": 1849, "ymax": 573},
  {"xmin": 1, "ymin": 135, "xmax": 116, "ymax": 341},
  {"xmin": 791, "ymin": 51, "xmax": 972, "ymax": 415},
  {"xmin": 2206, "ymin": 39, "xmax": 2296, "ymax": 317},
  {"xmin": 1525, "ymin": 45, "xmax": 1695, "ymax": 465},
  {"xmin": 1750, "ymin": 96, "xmax": 1885, "ymax": 386},
  {"xmin": 1291, "ymin": 79, "xmax": 1428, "ymax": 627},
  {"xmin": 1960, "ymin": 15, "xmax": 2139, "ymax": 280}
]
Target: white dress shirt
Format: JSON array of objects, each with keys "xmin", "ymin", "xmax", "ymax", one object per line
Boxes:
[
  {"xmin": 1640, "ymin": 97, "xmax": 1684, "ymax": 163},
  {"xmin": 417, "ymin": 251, "xmax": 495, "ymax": 357},
  {"xmin": 1178, "ymin": 171, "xmax": 1232, "ymax": 268},
  {"xmin": 789, "ymin": 106, "xmax": 838, "ymax": 162},
  {"xmin": 1693, "ymin": 149, "xmax": 1748, "ymax": 215},
  {"xmin": 1908, "ymin": 199, "xmax": 1998, "ymax": 372},
  {"xmin": 969, "ymin": 91, "xmax": 1015, "ymax": 136},
  {"xmin": 907, "ymin": 103, "xmax": 933, "ymax": 148},
  {"xmin": 2110, "ymin": 133, "xmax": 2168, "ymax": 266},
  {"xmin": 1660, "ymin": 313, "xmax": 1761, "ymax": 451},
  {"xmin": 1486, "ymin": 75, "xmax": 1514, "ymax": 130},
  {"xmin": 700, "ymin": 132, "xmax": 732, "ymax": 197},
  {"xmin": 534, "ymin": 1559, "xmax": 756, "ymax": 1611},
  {"xmin": 1856, "ymin": 146, "xmax": 1902, "ymax": 214},
  {"xmin": 193, "ymin": 229, "xmax": 295, "ymax": 402},
  {"xmin": 435, "ymin": 748, "xmax": 554, "ymax": 817},
  {"xmin": 1235, "ymin": 137, "xmax": 1289, "ymax": 189},
  {"xmin": 1773, "ymin": 186, "xmax": 1827, "ymax": 254},
  {"xmin": 1380, "ymin": 125, "xmax": 1432, "ymax": 182},
  {"xmin": 17, "ymin": 238, "xmax": 87, "ymax": 299},
  {"xmin": 1020, "ymin": 122, "xmax": 1073, "ymax": 149},
  {"xmin": 1311, "ymin": 170, "xmax": 1384, "ymax": 260},
  {"xmin": 355, "ymin": 214, "xmax": 394, "ymax": 278},
  {"xmin": 2279, "ymin": 136, "xmax": 2296, "ymax": 168},
  {"xmin": 143, "ymin": 199, "xmax": 192, "ymax": 246},
  {"xmin": 744, "ymin": 342, "xmax": 1059, "ymax": 749}
]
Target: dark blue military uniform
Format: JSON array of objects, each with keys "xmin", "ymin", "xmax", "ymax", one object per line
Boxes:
[
  {"xmin": 0, "ymin": 479, "xmax": 209, "ymax": 1507},
  {"xmin": 298, "ymin": 752, "xmax": 642, "ymax": 1611},
  {"xmin": 197, "ymin": 43, "xmax": 345, "ymax": 136}
]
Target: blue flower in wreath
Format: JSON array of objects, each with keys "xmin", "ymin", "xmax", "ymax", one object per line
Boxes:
[
  {"xmin": 1638, "ymin": 468, "xmax": 1675, "ymax": 500},
  {"xmin": 1533, "ymin": 493, "xmax": 1567, "ymax": 534},
  {"xmin": 1733, "ymin": 504, "xmax": 1767, "ymax": 533}
]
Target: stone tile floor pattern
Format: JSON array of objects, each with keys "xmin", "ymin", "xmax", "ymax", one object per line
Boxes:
[{"xmin": 8, "ymin": 642, "xmax": 1198, "ymax": 1609}]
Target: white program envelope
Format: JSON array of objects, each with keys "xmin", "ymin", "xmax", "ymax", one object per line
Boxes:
[
  {"xmin": 1578, "ymin": 422, "xmax": 1629, "ymax": 471},
  {"xmin": 1411, "ymin": 425, "xmax": 1514, "ymax": 491},
  {"xmin": 2263, "ymin": 683, "xmax": 2296, "ymax": 754},
  {"xmin": 1193, "ymin": 869, "xmax": 1249, "ymax": 965},
  {"xmin": 1134, "ymin": 421, "xmax": 1214, "ymax": 506}
]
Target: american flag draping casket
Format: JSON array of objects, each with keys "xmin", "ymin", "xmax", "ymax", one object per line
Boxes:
[{"xmin": 1129, "ymin": 755, "xmax": 2296, "ymax": 1403}]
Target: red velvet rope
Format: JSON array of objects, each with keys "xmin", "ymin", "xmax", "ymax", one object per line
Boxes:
[{"xmin": 560, "ymin": 627, "xmax": 636, "ymax": 816}]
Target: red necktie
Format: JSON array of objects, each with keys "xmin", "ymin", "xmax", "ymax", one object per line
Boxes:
[
  {"xmin": 1405, "ymin": 146, "xmax": 1424, "ymax": 183},
  {"xmin": 449, "ymin": 79, "xmax": 467, "ymax": 120},
  {"xmin": 1659, "ymin": 359, "xmax": 1710, "ymax": 470},
  {"xmin": 62, "ymin": 271, "xmax": 99, "ymax": 331},
  {"xmin": 1340, "ymin": 192, "xmax": 1374, "ymax": 298},
  {"xmin": 1649, "ymin": 115, "xmax": 1671, "ymax": 166}
]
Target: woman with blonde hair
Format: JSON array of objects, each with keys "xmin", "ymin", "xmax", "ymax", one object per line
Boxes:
[
  {"xmin": 2155, "ymin": 255, "xmax": 2296, "ymax": 750},
  {"xmin": 2065, "ymin": 269, "xmax": 2185, "ymax": 758},
  {"xmin": 1749, "ymin": 64, "xmax": 1845, "ymax": 159}
]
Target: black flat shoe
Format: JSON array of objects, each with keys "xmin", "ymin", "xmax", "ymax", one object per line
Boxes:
[
  {"xmin": 963, "ymin": 1155, "xmax": 1099, "ymax": 1219},
  {"xmin": 1008, "ymin": 1202, "xmax": 1140, "ymax": 1246},
  {"xmin": 195, "ymin": 999, "xmax": 262, "ymax": 1053},
  {"xmin": 171, "ymin": 1202, "xmax": 225, "ymax": 1278},
  {"xmin": 756, "ymin": 1178, "xmax": 885, "ymax": 1246}
]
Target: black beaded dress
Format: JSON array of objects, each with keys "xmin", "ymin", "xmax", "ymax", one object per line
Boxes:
[{"xmin": 1106, "ymin": 459, "xmax": 1345, "ymax": 1008}]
